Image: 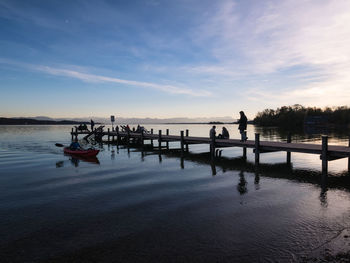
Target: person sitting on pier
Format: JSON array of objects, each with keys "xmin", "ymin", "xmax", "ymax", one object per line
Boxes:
[
  {"xmin": 219, "ymin": 126, "xmax": 229, "ymax": 139},
  {"xmin": 69, "ymin": 140, "xmax": 82, "ymax": 151},
  {"xmin": 209, "ymin": 125, "xmax": 216, "ymax": 139}
]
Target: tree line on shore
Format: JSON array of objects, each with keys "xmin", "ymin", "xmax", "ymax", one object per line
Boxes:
[{"xmin": 254, "ymin": 104, "xmax": 350, "ymax": 128}]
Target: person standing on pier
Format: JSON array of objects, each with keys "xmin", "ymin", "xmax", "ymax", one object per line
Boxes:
[
  {"xmin": 210, "ymin": 125, "xmax": 216, "ymax": 139},
  {"xmin": 238, "ymin": 111, "xmax": 248, "ymax": 142}
]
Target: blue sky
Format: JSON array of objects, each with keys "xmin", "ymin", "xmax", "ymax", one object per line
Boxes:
[{"xmin": 1, "ymin": 0, "xmax": 350, "ymax": 119}]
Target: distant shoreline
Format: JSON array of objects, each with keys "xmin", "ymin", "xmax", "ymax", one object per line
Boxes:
[
  {"xmin": 0, "ymin": 117, "xmax": 254, "ymax": 125},
  {"xmin": 0, "ymin": 117, "xmax": 90, "ymax": 125}
]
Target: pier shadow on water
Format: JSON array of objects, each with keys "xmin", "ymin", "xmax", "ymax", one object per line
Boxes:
[{"xmin": 117, "ymin": 141, "xmax": 350, "ymax": 194}]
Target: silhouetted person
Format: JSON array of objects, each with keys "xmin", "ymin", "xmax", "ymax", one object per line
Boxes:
[
  {"xmin": 238, "ymin": 111, "xmax": 248, "ymax": 142},
  {"xmin": 222, "ymin": 127, "xmax": 229, "ymax": 139},
  {"xmin": 69, "ymin": 140, "xmax": 81, "ymax": 150},
  {"xmin": 209, "ymin": 125, "xmax": 216, "ymax": 139},
  {"xmin": 90, "ymin": 119, "xmax": 95, "ymax": 131}
]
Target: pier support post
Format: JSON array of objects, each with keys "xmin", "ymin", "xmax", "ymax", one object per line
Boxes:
[
  {"xmin": 127, "ymin": 129, "xmax": 130, "ymax": 146},
  {"xmin": 210, "ymin": 134, "xmax": 216, "ymax": 160},
  {"xmin": 287, "ymin": 133, "xmax": 291, "ymax": 164},
  {"xmin": 321, "ymin": 135, "xmax": 328, "ymax": 180},
  {"xmin": 108, "ymin": 128, "xmax": 110, "ymax": 142},
  {"xmin": 243, "ymin": 147, "xmax": 247, "ymax": 160},
  {"xmin": 180, "ymin": 157, "xmax": 184, "ymax": 169},
  {"xmin": 141, "ymin": 130, "xmax": 144, "ymax": 146},
  {"xmin": 116, "ymin": 126, "xmax": 120, "ymax": 144},
  {"xmin": 255, "ymin": 133, "xmax": 260, "ymax": 164},
  {"xmin": 158, "ymin": 130, "xmax": 162, "ymax": 152},
  {"xmin": 75, "ymin": 127, "xmax": 78, "ymax": 140},
  {"xmin": 180, "ymin": 131, "xmax": 185, "ymax": 157},
  {"xmin": 71, "ymin": 128, "xmax": 74, "ymax": 140},
  {"xmin": 166, "ymin": 129, "xmax": 169, "ymax": 149},
  {"xmin": 151, "ymin": 129, "xmax": 154, "ymax": 148},
  {"xmin": 185, "ymin": 129, "xmax": 189, "ymax": 152}
]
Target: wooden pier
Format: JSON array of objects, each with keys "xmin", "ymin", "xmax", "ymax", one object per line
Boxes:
[{"xmin": 71, "ymin": 127, "xmax": 350, "ymax": 177}]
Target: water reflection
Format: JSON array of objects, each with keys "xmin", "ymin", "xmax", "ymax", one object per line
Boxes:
[
  {"xmin": 237, "ymin": 170, "xmax": 248, "ymax": 195},
  {"xmin": 254, "ymin": 170, "xmax": 260, "ymax": 190},
  {"xmin": 56, "ymin": 155, "xmax": 100, "ymax": 168},
  {"xmin": 123, "ymin": 145, "xmax": 350, "ymax": 197},
  {"xmin": 319, "ymin": 188, "xmax": 328, "ymax": 208},
  {"xmin": 255, "ymin": 125, "xmax": 350, "ymax": 143},
  {"xmin": 69, "ymin": 156, "xmax": 100, "ymax": 166},
  {"xmin": 56, "ymin": 160, "xmax": 64, "ymax": 168},
  {"xmin": 210, "ymin": 161, "xmax": 216, "ymax": 176}
]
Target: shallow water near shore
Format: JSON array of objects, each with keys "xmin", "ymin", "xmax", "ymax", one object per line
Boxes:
[{"xmin": 1, "ymin": 125, "xmax": 350, "ymax": 262}]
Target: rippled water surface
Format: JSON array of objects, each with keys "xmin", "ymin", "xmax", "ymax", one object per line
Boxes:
[{"xmin": 1, "ymin": 125, "xmax": 350, "ymax": 262}]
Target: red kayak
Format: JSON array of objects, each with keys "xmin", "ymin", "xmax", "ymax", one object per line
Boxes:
[{"xmin": 64, "ymin": 147, "xmax": 100, "ymax": 157}]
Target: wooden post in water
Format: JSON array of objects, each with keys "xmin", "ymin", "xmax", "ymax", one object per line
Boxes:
[
  {"xmin": 255, "ymin": 133, "xmax": 260, "ymax": 164},
  {"xmin": 166, "ymin": 129, "xmax": 169, "ymax": 149},
  {"xmin": 71, "ymin": 128, "xmax": 74, "ymax": 140},
  {"xmin": 322, "ymin": 136, "xmax": 328, "ymax": 179},
  {"xmin": 158, "ymin": 130, "xmax": 162, "ymax": 152},
  {"xmin": 108, "ymin": 128, "xmax": 110, "ymax": 142},
  {"xmin": 75, "ymin": 127, "xmax": 78, "ymax": 140},
  {"xmin": 151, "ymin": 129, "xmax": 154, "ymax": 148},
  {"xmin": 287, "ymin": 133, "xmax": 291, "ymax": 164},
  {"xmin": 141, "ymin": 130, "xmax": 144, "ymax": 146},
  {"xmin": 116, "ymin": 126, "xmax": 120, "ymax": 144},
  {"xmin": 127, "ymin": 129, "xmax": 130, "ymax": 146},
  {"xmin": 185, "ymin": 129, "xmax": 189, "ymax": 152},
  {"xmin": 180, "ymin": 131, "xmax": 184, "ymax": 157},
  {"xmin": 180, "ymin": 157, "xmax": 184, "ymax": 169},
  {"xmin": 211, "ymin": 134, "xmax": 216, "ymax": 159}
]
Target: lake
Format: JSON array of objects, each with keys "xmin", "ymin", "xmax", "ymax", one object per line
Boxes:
[{"xmin": 0, "ymin": 124, "xmax": 350, "ymax": 262}]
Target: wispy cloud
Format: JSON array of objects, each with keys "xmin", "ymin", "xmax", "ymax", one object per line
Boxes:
[
  {"xmin": 186, "ymin": 0, "xmax": 350, "ymax": 106},
  {"xmin": 0, "ymin": 59, "xmax": 212, "ymax": 97}
]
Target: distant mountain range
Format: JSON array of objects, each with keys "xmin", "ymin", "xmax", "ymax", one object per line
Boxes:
[{"xmin": 2, "ymin": 116, "xmax": 238, "ymax": 124}]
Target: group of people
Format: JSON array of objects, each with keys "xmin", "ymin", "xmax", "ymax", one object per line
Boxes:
[
  {"xmin": 210, "ymin": 111, "xmax": 248, "ymax": 142},
  {"xmin": 120, "ymin": 124, "xmax": 146, "ymax": 133},
  {"xmin": 70, "ymin": 112, "xmax": 248, "ymax": 151}
]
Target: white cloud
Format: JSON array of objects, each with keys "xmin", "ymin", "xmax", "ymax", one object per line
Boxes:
[
  {"xmin": 188, "ymin": 0, "xmax": 350, "ymax": 106},
  {"xmin": 0, "ymin": 59, "xmax": 212, "ymax": 97}
]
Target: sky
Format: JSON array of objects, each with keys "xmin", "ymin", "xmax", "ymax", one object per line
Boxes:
[{"xmin": 1, "ymin": 0, "xmax": 350, "ymax": 120}]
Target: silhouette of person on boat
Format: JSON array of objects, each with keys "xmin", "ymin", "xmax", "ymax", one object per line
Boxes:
[{"xmin": 69, "ymin": 140, "xmax": 82, "ymax": 150}]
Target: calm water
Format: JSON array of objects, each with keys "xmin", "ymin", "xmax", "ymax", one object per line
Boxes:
[{"xmin": 1, "ymin": 125, "xmax": 350, "ymax": 262}]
